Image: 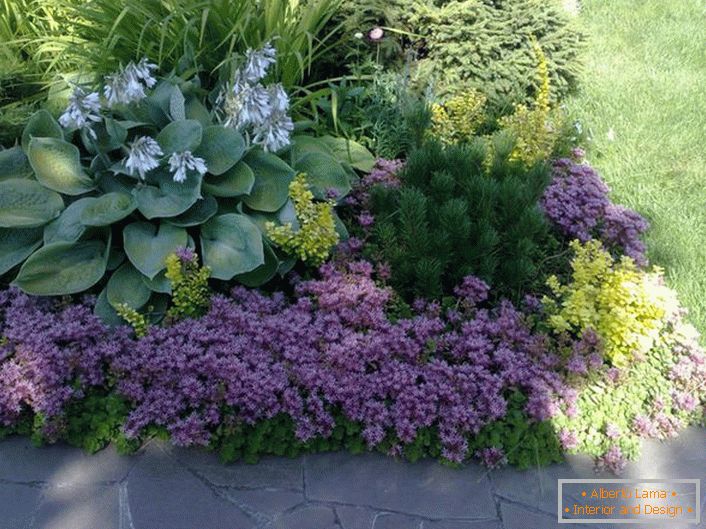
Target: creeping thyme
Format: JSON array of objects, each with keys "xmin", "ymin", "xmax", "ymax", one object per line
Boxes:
[{"xmin": 266, "ymin": 174, "xmax": 339, "ymax": 265}]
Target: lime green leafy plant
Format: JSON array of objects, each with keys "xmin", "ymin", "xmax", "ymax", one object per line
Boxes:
[
  {"xmin": 543, "ymin": 240, "xmax": 679, "ymax": 367},
  {"xmin": 266, "ymin": 173, "xmax": 339, "ymax": 266}
]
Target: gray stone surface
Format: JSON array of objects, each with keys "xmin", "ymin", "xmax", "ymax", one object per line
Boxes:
[
  {"xmin": 34, "ymin": 485, "xmax": 119, "ymax": 529},
  {"xmin": 0, "ymin": 427, "xmax": 703, "ymax": 529},
  {"xmin": 0, "ymin": 483, "xmax": 43, "ymax": 529},
  {"xmin": 305, "ymin": 452, "xmax": 496, "ymax": 519},
  {"xmin": 264, "ymin": 505, "xmax": 338, "ymax": 529}
]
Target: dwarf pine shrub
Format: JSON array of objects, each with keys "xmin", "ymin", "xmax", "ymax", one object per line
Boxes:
[{"xmin": 368, "ymin": 135, "xmax": 554, "ymax": 300}]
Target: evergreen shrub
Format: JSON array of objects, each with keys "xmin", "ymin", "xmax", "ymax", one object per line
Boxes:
[{"xmin": 367, "ymin": 135, "xmax": 556, "ymax": 301}]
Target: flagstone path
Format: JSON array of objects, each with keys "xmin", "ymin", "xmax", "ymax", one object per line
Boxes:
[{"xmin": 0, "ymin": 427, "xmax": 703, "ymax": 529}]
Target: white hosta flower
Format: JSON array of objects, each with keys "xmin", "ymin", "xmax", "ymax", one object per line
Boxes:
[
  {"xmin": 168, "ymin": 151, "xmax": 207, "ymax": 183},
  {"xmin": 222, "ymin": 81, "xmax": 272, "ymax": 129},
  {"xmin": 267, "ymin": 83, "xmax": 289, "ymax": 114},
  {"xmin": 252, "ymin": 111, "xmax": 294, "ymax": 152},
  {"xmin": 241, "ymin": 41, "xmax": 276, "ymax": 83},
  {"xmin": 131, "ymin": 58, "xmax": 158, "ymax": 88},
  {"xmin": 58, "ymin": 86, "xmax": 102, "ymax": 138},
  {"xmin": 104, "ymin": 58, "xmax": 158, "ymax": 106},
  {"xmin": 124, "ymin": 136, "xmax": 163, "ymax": 179}
]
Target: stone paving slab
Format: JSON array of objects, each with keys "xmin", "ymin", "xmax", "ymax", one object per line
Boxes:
[{"xmin": 0, "ymin": 426, "xmax": 703, "ymax": 529}]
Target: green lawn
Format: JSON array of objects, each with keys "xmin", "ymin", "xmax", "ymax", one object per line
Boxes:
[{"xmin": 566, "ymin": 0, "xmax": 706, "ymax": 336}]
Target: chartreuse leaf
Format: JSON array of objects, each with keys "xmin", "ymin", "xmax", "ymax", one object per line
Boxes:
[
  {"xmin": 21, "ymin": 110, "xmax": 63, "ymax": 153},
  {"xmin": 28, "ymin": 137, "xmax": 94, "ymax": 195},
  {"xmin": 202, "ymin": 161, "xmax": 254, "ymax": 197},
  {"xmin": 0, "ymin": 228, "xmax": 43, "ymax": 275},
  {"xmin": 43, "ymin": 197, "xmax": 94, "ymax": 244},
  {"xmin": 294, "ymin": 152, "xmax": 351, "ymax": 200},
  {"xmin": 0, "ymin": 147, "xmax": 33, "ymax": 180},
  {"xmin": 195, "ymin": 126, "xmax": 245, "ymax": 175},
  {"xmin": 107, "ymin": 262, "xmax": 152, "ymax": 309},
  {"xmin": 156, "ymin": 119, "xmax": 202, "ymax": 155},
  {"xmin": 0, "ymin": 179, "xmax": 64, "ymax": 228},
  {"xmin": 13, "ymin": 238, "xmax": 109, "ymax": 295},
  {"xmin": 80, "ymin": 192, "xmax": 137, "ymax": 226},
  {"xmin": 123, "ymin": 221, "xmax": 188, "ymax": 279},
  {"xmin": 242, "ymin": 150, "xmax": 295, "ymax": 212},
  {"xmin": 200, "ymin": 214, "xmax": 264, "ymax": 280}
]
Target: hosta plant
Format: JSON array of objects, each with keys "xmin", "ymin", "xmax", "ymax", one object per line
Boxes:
[{"xmin": 0, "ymin": 49, "xmax": 373, "ymax": 323}]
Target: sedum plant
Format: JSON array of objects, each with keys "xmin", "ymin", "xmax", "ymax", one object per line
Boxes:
[{"xmin": 0, "ymin": 46, "xmax": 372, "ymax": 322}]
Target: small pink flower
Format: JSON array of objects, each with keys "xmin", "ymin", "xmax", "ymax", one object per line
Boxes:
[{"xmin": 368, "ymin": 27, "xmax": 384, "ymax": 42}]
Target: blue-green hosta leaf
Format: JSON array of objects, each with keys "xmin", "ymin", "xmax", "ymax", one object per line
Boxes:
[
  {"xmin": 287, "ymin": 135, "xmax": 335, "ymax": 165},
  {"xmin": 319, "ymin": 136, "xmax": 376, "ymax": 172},
  {"xmin": 201, "ymin": 214, "xmax": 264, "ymax": 280},
  {"xmin": 202, "ymin": 161, "xmax": 254, "ymax": 197},
  {"xmin": 43, "ymin": 197, "xmax": 95, "ymax": 244},
  {"xmin": 107, "ymin": 262, "xmax": 152, "ymax": 310},
  {"xmin": 0, "ymin": 227, "xmax": 43, "ymax": 275},
  {"xmin": 134, "ymin": 169, "xmax": 202, "ymax": 219},
  {"xmin": 0, "ymin": 179, "xmax": 64, "ymax": 228},
  {"xmin": 0, "ymin": 146, "xmax": 33, "ymax": 180},
  {"xmin": 21, "ymin": 110, "xmax": 63, "ymax": 153},
  {"xmin": 234, "ymin": 240, "xmax": 279, "ymax": 287},
  {"xmin": 185, "ymin": 97, "xmax": 213, "ymax": 128},
  {"xmin": 85, "ymin": 118, "xmax": 128, "ymax": 153},
  {"xmin": 156, "ymin": 119, "xmax": 202, "ymax": 155},
  {"xmin": 80, "ymin": 192, "xmax": 137, "ymax": 226},
  {"xmin": 294, "ymin": 152, "xmax": 351, "ymax": 200},
  {"xmin": 28, "ymin": 137, "xmax": 95, "ymax": 195},
  {"xmin": 165, "ymin": 195, "xmax": 217, "ymax": 227},
  {"xmin": 94, "ymin": 287, "xmax": 128, "ymax": 327},
  {"xmin": 194, "ymin": 126, "xmax": 245, "ymax": 175},
  {"xmin": 242, "ymin": 150, "xmax": 295, "ymax": 212},
  {"xmin": 247, "ymin": 198, "xmax": 299, "ymax": 235},
  {"xmin": 13, "ymin": 238, "xmax": 110, "ymax": 295},
  {"xmin": 123, "ymin": 221, "xmax": 188, "ymax": 279},
  {"xmin": 169, "ymin": 86, "xmax": 186, "ymax": 121},
  {"xmin": 141, "ymin": 269, "xmax": 172, "ymax": 294}
]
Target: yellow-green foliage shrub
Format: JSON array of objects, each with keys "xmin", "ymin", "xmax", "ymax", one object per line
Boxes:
[
  {"xmin": 430, "ymin": 89, "xmax": 487, "ymax": 144},
  {"xmin": 164, "ymin": 252, "xmax": 211, "ymax": 321},
  {"xmin": 266, "ymin": 174, "xmax": 339, "ymax": 266},
  {"xmin": 114, "ymin": 304, "xmax": 150, "ymax": 338},
  {"xmin": 499, "ymin": 40, "xmax": 563, "ymax": 166},
  {"xmin": 543, "ymin": 240, "xmax": 679, "ymax": 367}
]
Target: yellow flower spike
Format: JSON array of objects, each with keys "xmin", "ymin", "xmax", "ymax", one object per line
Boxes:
[{"xmin": 498, "ymin": 39, "xmax": 562, "ymax": 166}]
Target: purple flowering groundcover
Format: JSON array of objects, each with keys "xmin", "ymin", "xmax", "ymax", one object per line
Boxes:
[{"xmin": 0, "ymin": 156, "xmax": 704, "ymax": 472}]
